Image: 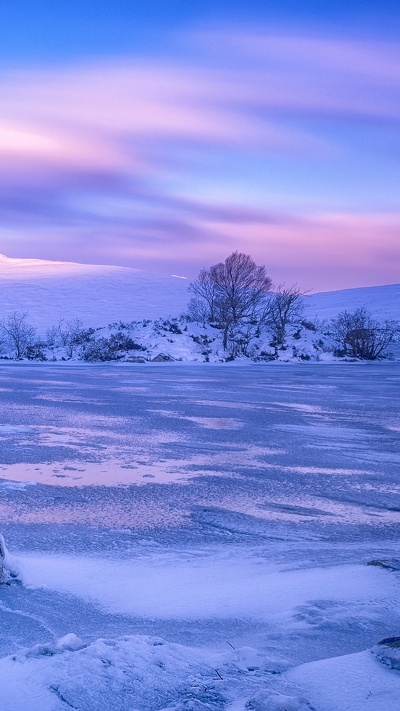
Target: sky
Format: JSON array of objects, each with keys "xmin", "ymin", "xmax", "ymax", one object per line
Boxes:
[{"xmin": 0, "ymin": 1, "xmax": 399, "ymax": 291}]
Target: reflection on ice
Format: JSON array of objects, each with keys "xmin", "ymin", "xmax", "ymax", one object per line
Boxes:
[
  {"xmin": 0, "ymin": 442, "xmax": 282, "ymax": 487},
  {"xmin": 0, "ymin": 459, "xmax": 194, "ymax": 486}
]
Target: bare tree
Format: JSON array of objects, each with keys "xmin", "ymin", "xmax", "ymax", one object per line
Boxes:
[
  {"xmin": 225, "ymin": 322, "xmax": 258, "ymax": 358},
  {"xmin": 188, "ymin": 252, "xmax": 272, "ymax": 348},
  {"xmin": 264, "ymin": 283, "xmax": 307, "ymax": 346},
  {"xmin": 1, "ymin": 312, "xmax": 36, "ymax": 359},
  {"xmin": 188, "ymin": 269, "xmax": 220, "ymax": 323},
  {"xmin": 330, "ymin": 308, "xmax": 399, "ymax": 359},
  {"xmin": 47, "ymin": 318, "xmax": 86, "ymax": 359}
]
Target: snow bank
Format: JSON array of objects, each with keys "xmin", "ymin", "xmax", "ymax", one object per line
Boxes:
[
  {"xmin": 18, "ymin": 551, "xmax": 399, "ymax": 622},
  {"xmin": 2, "ymin": 628, "xmax": 398, "ymax": 711},
  {"xmin": 288, "ymin": 646, "xmax": 400, "ymax": 711},
  {"xmin": 0, "ymin": 633, "xmax": 289, "ymax": 711}
]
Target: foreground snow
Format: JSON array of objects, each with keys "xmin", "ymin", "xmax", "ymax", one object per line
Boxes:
[
  {"xmin": 289, "ymin": 646, "xmax": 400, "ymax": 711},
  {"xmin": 0, "ymin": 628, "xmax": 398, "ymax": 710},
  {"xmin": 9, "ymin": 550, "xmax": 398, "ymax": 709},
  {"xmin": 0, "ymin": 631, "xmax": 315, "ymax": 711},
  {"xmin": 18, "ymin": 553, "xmax": 399, "ymax": 622}
]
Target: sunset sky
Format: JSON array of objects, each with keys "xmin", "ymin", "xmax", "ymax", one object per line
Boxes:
[{"xmin": 0, "ymin": 0, "xmax": 399, "ymax": 290}]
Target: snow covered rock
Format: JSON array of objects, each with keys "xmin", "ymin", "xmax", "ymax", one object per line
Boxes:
[
  {"xmin": 0, "ymin": 533, "xmax": 20, "ymax": 582},
  {"xmin": 0, "ymin": 634, "xmax": 223, "ymax": 711},
  {"xmin": 372, "ymin": 637, "xmax": 400, "ymax": 671},
  {"xmin": 227, "ymin": 646, "xmax": 286, "ymax": 675},
  {"xmin": 26, "ymin": 633, "xmax": 86, "ymax": 658},
  {"xmin": 152, "ymin": 352, "xmax": 177, "ymax": 362},
  {"xmin": 367, "ymin": 559, "xmax": 400, "ymax": 571},
  {"xmin": 243, "ymin": 689, "xmax": 316, "ymax": 710}
]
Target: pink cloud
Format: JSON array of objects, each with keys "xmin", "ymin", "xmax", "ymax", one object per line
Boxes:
[
  {"xmin": 0, "ymin": 63, "xmax": 319, "ymax": 154},
  {"xmin": 0, "ymin": 27, "xmax": 398, "ymax": 186},
  {"xmin": 209, "ymin": 32, "xmax": 400, "ymax": 83},
  {"xmin": 3, "ymin": 209, "xmax": 397, "ymax": 292},
  {"xmin": 191, "ymin": 30, "xmax": 400, "ymax": 119},
  {"xmin": 0, "ymin": 28, "xmax": 398, "ymax": 290},
  {"xmin": 192, "ymin": 212, "xmax": 400, "ymax": 291},
  {"xmin": 0, "ymin": 54, "xmax": 339, "ymax": 183}
]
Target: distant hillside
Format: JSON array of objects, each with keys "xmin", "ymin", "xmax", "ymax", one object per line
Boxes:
[
  {"xmin": 0, "ymin": 254, "xmax": 398, "ymax": 335},
  {"xmin": 0, "ymin": 254, "xmax": 189, "ymax": 332},
  {"xmin": 305, "ymin": 284, "xmax": 400, "ymax": 322}
]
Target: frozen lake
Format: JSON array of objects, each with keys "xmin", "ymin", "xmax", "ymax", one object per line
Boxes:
[{"xmin": 0, "ymin": 363, "xmax": 399, "ymax": 710}]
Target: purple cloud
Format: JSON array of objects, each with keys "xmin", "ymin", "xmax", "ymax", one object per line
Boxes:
[{"xmin": 0, "ymin": 27, "xmax": 398, "ymax": 290}]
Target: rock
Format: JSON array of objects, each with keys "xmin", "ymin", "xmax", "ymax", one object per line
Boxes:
[
  {"xmin": 245, "ymin": 690, "xmax": 316, "ymax": 710},
  {"xmin": 377, "ymin": 637, "xmax": 400, "ymax": 648},
  {"xmin": 372, "ymin": 637, "xmax": 400, "ymax": 671},
  {"xmin": 367, "ymin": 559, "xmax": 400, "ymax": 571},
  {"xmin": 151, "ymin": 353, "xmax": 176, "ymax": 362},
  {"xmin": 26, "ymin": 633, "xmax": 86, "ymax": 658}
]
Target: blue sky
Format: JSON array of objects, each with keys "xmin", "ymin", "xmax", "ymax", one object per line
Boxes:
[
  {"xmin": 2, "ymin": 1, "xmax": 399, "ymax": 60},
  {"xmin": 0, "ymin": 1, "xmax": 399, "ymax": 290}
]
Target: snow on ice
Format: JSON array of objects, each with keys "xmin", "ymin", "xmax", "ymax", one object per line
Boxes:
[{"xmin": 0, "ymin": 362, "xmax": 398, "ymax": 709}]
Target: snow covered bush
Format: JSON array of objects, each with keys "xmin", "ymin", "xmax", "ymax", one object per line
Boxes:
[
  {"xmin": 46, "ymin": 318, "xmax": 88, "ymax": 359},
  {"xmin": 81, "ymin": 332, "xmax": 146, "ymax": 361},
  {"xmin": 26, "ymin": 340, "xmax": 47, "ymax": 361},
  {"xmin": 330, "ymin": 308, "xmax": 399, "ymax": 359},
  {"xmin": 0, "ymin": 311, "xmax": 36, "ymax": 359}
]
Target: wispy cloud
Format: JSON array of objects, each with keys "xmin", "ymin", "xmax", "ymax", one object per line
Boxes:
[
  {"xmin": 0, "ymin": 27, "xmax": 399, "ymax": 288},
  {"xmin": 2, "ymin": 204, "xmax": 399, "ymax": 291}
]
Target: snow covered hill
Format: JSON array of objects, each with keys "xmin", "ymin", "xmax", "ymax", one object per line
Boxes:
[
  {"xmin": 0, "ymin": 254, "xmax": 189, "ymax": 331},
  {"xmin": 0, "ymin": 254, "xmax": 398, "ymax": 353},
  {"xmin": 306, "ymin": 283, "xmax": 400, "ymax": 323}
]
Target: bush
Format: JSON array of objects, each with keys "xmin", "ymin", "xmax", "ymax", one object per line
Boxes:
[
  {"xmin": 26, "ymin": 341, "xmax": 47, "ymax": 361},
  {"xmin": 330, "ymin": 308, "xmax": 399, "ymax": 360},
  {"xmin": 81, "ymin": 333, "xmax": 146, "ymax": 362}
]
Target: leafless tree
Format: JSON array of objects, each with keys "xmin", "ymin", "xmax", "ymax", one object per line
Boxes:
[
  {"xmin": 47, "ymin": 318, "xmax": 85, "ymax": 359},
  {"xmin": 188, "ymin": 269, "xmax": 220, "ymax": 324},
  {"xmin": 188, "ymin": 252, "xmax": 272, "ymax": 348},
  {"xmin": 0, "ymin": 312, "xmax": 36, "ymax": 359},
  {"xmin": 330, "ymin": 308, "xmax": 399, "ymax": 359},
  {"xmin": 264, "ymin": 283, "xmax": 307, "ymax": 346},
  {"xmin": 225, "ymin": 323, "xmax": 258, "ymax": 358}
]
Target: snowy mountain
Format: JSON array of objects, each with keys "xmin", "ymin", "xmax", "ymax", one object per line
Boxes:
[
  {"xmin": 0, "ymin": 254, "xmax": 189, "ymax": 331},
  {"xmin": 306, "ymin": 283, "xmax": 400, "ymax": 323}
]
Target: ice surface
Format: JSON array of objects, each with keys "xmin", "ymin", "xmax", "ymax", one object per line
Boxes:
[{"xmin": 0, "ymin": 362, "xmax": 399, "ymax": 709}]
